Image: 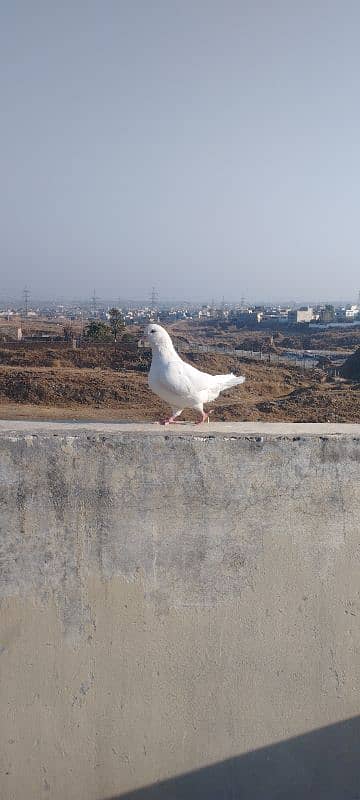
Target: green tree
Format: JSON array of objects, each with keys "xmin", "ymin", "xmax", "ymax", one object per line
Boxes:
[
  {"xmin": 108, "ymin": 308, "xmax": 125, "ymax": 342},
  {"xmin": 84, "ymin": 320, "xmax": 112, "ymax": 342}
]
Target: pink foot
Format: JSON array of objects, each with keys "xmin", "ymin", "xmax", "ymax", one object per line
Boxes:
[
  {"xmin": 196, "ymin": 409, "xmax": 214, "ymax": 424},
  {"xmin": 160, "ymin": 416, "xmax": 181, "ymax": 425}
]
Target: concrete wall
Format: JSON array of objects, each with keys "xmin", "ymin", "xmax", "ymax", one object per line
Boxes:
[{"xmin": 1, "ymin": 421, "xmax": 360, "ymax": 800}]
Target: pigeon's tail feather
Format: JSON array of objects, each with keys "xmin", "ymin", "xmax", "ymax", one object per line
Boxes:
[
  {"xmin": 203, "ymin": 373, "xmax": 245, "ymax": 403},
  {"xmin": 215, "ymin": 373, "xmax": 246, "ymax": 391}
]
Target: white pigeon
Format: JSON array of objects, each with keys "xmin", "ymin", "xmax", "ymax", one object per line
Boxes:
[{"xmin": 145, "ymin": 323, "xmax": 245, "ymax": 424}]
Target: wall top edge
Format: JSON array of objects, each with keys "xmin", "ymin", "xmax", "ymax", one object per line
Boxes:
[{"xmin": 0, "ymin": 420, "xmax": 360, "ymax": 438}]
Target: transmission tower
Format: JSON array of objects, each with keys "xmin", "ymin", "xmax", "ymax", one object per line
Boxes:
[
  {"xmin": 151, "ymin": 287, "xmax": 159, "ymax": 308},
  {"xmin": 23, "ymin": 287, "xmax": 30, "ymax": 317},
  {"xmin": 91, "ymin": 288, "xmax": 98, "ymax": 317},
  {"xmin": 150, "ymin": 287, "xmax": 160, "ymax": 314}
]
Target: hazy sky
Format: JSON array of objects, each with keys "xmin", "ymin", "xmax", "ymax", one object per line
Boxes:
[{"xmin": 1, "ymin": 1, "xmax": 360, "ymax": 303}]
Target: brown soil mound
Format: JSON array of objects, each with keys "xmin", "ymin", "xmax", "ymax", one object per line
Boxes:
[
  {"xmin": 0, "ymin": 336, "xmax": 358, "ymax": 423},
  {"xmin": 0, "ymin": 342, "xmax": 149, "ymax": 372},
  {"xmin": 0, "ymin": 356, "xmax": 309, "ymax": 422},
  {"xmin": 340, "ymin": 347, "xmax": 360, "ymax": 380},
  {"xmin": 0, "ymin": 367, "xmax": 152, "ymax": 407},
  {"xmin": 255, "ymin": 382, "xmax": 360, "ymax": 422}
]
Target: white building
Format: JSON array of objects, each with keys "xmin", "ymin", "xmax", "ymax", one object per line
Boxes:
[
  {"xmin": 288, "ymin": 307, "xmax": 314, "ymax": 323},
  {"xmin": 345, "ymin": 305, "xmax": 359, "ymax": 319}
]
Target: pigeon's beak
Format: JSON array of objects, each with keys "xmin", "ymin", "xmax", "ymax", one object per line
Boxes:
[{"xmin": 138, "ymin": 336, "xmax": 149, "ymax": 348}]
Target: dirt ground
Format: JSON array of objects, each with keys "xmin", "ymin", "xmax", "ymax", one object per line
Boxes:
[
  {"xmin": 0, "ymin": 318, "xmax": 359, "ymax": 423},
  {"xmin": 0, "ymin": 358, "xmax": 358, "ymax": 424}
]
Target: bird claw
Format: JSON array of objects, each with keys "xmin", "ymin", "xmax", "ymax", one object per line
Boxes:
[{"xmin": 196, "ymin": 409, "xmax": 214, "ymax": 424}]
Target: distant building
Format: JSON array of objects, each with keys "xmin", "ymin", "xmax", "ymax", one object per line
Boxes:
[
  {"xmin": 288, "ymin": 307, "xmax": 314, "ymax": 324},
  {"xmin": 230, "ymin": 309, "xmax": 257, "ymax": 326},
  {"xmin": 345, "ymin": 305, "xmax": 359, "ymax": 319},
  {"xmin": 261, "ymin": 311, "xmax": 289, "ymax": 323},
  {"xmin": 318, "ymin": 305, "xmax": 335, "ymax": 323}
]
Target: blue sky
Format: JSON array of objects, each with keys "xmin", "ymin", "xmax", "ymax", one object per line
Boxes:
[{"xmin": 1, "ymin": 1, "xmax": 360, "ymax": 303}]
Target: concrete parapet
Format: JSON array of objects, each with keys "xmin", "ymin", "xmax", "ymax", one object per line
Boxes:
[{"xmin": 0, "ymin": 422, "xmax": 360, "ymax": 799}]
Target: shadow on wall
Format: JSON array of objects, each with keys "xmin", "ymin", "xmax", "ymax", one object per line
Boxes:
[{"xmin": 104, "ymin": 715, "xmax": 360, "ymax": 800}]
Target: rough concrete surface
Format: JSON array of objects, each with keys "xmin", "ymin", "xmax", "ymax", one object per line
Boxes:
[{"xmin": 0, "ymin": 422, "xmax": 360, "ymax": 799}]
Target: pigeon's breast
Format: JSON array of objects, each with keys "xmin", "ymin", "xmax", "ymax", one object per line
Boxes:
[{"xmin": 148, "ymin": 355, "xmax": 199, "ymax": 407}]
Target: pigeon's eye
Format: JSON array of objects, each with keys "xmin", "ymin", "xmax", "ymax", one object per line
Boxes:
[{"xmin": 150, "ymin": 328, "xmax": 156, "ymax": 333}]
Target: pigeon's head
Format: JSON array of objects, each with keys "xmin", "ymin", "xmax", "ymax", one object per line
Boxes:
[{"xmin": 145, "ymin": 323, "xmax": 173, "ymax": 351}]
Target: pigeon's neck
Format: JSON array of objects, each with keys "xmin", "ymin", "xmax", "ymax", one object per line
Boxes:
[{"xmin": 152, "ymin": 341, "xmax": 177, "ymax": 362}]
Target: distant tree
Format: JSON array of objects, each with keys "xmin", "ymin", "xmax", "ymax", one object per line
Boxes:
[
  {"xmin": 121, "ymin": 331, "xmax": 133, "ymax": 342},
  {"xmin": 84, "ymin": 320, "xmax": 112, "ymax": 342},
  {"xmin": 108, "ymin": 308, "xmax": 125, "ymax": 342}
]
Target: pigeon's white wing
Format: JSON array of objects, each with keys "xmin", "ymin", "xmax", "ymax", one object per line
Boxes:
[
  {"xmin": 177, "ymin": 358, "xmax": 215, "ymax": 390},
  {"xmin": 150, "ymin": 358, "xmax": 201, "ymax": 405},
  {"xmin": 149, "ymin": 350, "xmax": 245, "ymax": 408},
  {"xmin": 179, "ymin": 357, "xmax": 244, "ymax": 402}
]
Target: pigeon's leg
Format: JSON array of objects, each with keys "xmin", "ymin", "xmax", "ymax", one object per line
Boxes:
[
  {"xmin": 161, "ymin": 408, "xmax": 183, "ymax": 425},
  {"xmin": 195, "ymin": 408, "xmax": 214, "ymax": 424}
]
